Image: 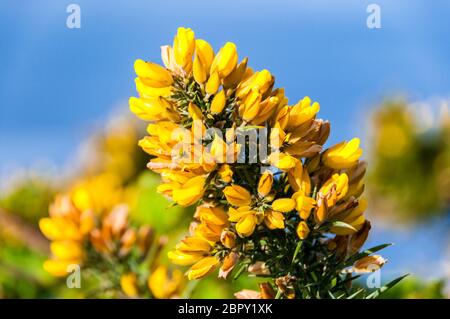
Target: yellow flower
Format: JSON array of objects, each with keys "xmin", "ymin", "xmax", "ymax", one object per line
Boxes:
[
  {"xmin": 188, "ymin": 102, "xmax": 203, "ymax": 120},
  {"xmin": 193, "ymin": 54, "xmax": 207, "ymax": 84},
  {"xmin": 218, "ymin": 251, "xmax": 239, "ymax": 279},
  {"xmin": 240, "ymin": 89, "xmax": 262, "ymax": 122},
  {"xmin": 292, "ymin": 192, "xmax": 316, "ymax": 220},
  {"xmin": 210, "ymin": 90, "xmax": 226, "ymax": 114},
  {"xmin": 173, "ymin": 27, "xmax": 195, "ymax": 71},
  {"xmin": 135, "ymin": 77, "xmax": 172, "ymax": 97},
  {"xmin": 286, "ymin": 96, "xmax": 320, "ymax": 129},
  {"xmin": 223, "ymin": 57, "xmax": 248, "ymax": 88},
  {"xmin": 220, "ymin": 230, "xmax": 237, "ymax": 249},
  {"xmin": 264, "ymin": 210, "xmax": 285, "ymax": 230},
  {"xmin": 323, "ymin": 138, "xmax": 363, "ymax": 169},
  {"xmin": 210, "ymin": 42, "xmax": 238, "ymax": 78},
  {"xmin": 148, "ymin": 265, "xmax": 183, "ymax": 298},
  {"xmin": 193, "ymin": 39, "xmax": 214, "ymax": 84},
  {"xmin": 229, "ymin": 206, "xmax": 258, "ymax": 237},
  {"xmin": 237, "ymin": 69, "xmax": 273, "ymax": 99},
  {"xmin": 268, "ymin": 152, "xmax": 298, "ymax": 171},
  {"xmin": 172, "ymin": 175, "xmax": 206, "ymax": 206},
  {"xmin": 272, "ymin": 198, "xmax": 296, "ymax": 213},
  {"xmin": 330, "ymin": 199, "xmax": 367, "ymax": 235},
  {"xmin": 168, "ymin": 235, "xmax": 212, "ymax": 266},
  {"xmin": 252, "ymin": 95, "xmax": 279, "ymax": 125},
  {"xmin": 168, "ymin": 250, "xmax": 205, "ymax": 266},
  {"xmin": 205, "ymin": 71, "xmax": 220, "ymax": 95},
  {"xmin": 288, "ymin": 160, "xmax": 311, "ymax": 194},
  {"xmin": 50, "ymin": 241, "xmax": 83, "ymax": 260},
  {"xmin": 176, "ymin": 236, "xmax": 212, "ymax": 253},
  {"xmin": 187, "ymin": 256, "xmax": 220, "ymax": 280},
  {"xmin": 319, "ymin": 173, "xmax": 349, "ymax": 206},
  {"xmin": 258, "ymin": 171, "xmax": 273, "ymax": 197},
  {"xmin": 195, "ymin": 204, "xmax": 228, "ymax": 227},
  {"xmin": 195, "ymin": 222, "xmax": 224, "ymax": 243},
  {"xmin": 134, "ymin": 59, "xmax": 173, "ymax": 88},
  {"xmin": 223, "ymin": 184, "xmax": 252, "ymax": 206},
  {"xmin": 39, "ymin": 218, "xmax": 82, "ymax": 242},
  {"xmin": 43, "ymin": 259, "xmax": 79, "ymax": 277},
  {"xmin": 120, "ymin": 273, "xmax": 139, "ymax": 298},
  {"xmin": 218, "ymin": 164, "xmax": 233, "ymax": 183},
  {"xmin": 195, "ymin": 39, "xmax": 214, "ymax": 70},
  {"xmin": 296, "ymin": 221, "xmax": 310, "ymax": 240}
]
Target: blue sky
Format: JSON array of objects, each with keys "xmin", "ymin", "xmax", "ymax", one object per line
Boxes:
[{"xmin": 1, "ymin": 0, "xmax": 449, "ymax": 282}]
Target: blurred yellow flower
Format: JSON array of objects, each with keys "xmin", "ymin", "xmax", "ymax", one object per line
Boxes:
[{"xmin": 148, "ymin": 266, "xmax": 183, "ymax": 299}]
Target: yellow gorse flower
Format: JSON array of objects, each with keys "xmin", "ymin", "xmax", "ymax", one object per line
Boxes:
[
  {"xmin": 323, "ymin": 138, "xmax": 363, "ymax": 169},
  {"xmin": 223, "ymin": 185, "xmax": 252, "ymax": 207},
  {"xmin": 39, "ymin": 195, "xmax": 93, "ymax": 277},
  {"xmin": 173, "ymin": 27, "xmax": 195, "ymax": 72},
  {"xmin": 148, "ymin": 265, "xmax": 184, "ymax": 299},
  {"xmin": 130, "ymin": 28, "xmax": 382, "ymax": 294}
]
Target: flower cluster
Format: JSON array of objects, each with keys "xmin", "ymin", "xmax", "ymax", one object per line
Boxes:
[
  {"xmin": 130, "ymin": 27, "xmax": 393, "ymax": 298},
  {"xmin": 39, "ymin": 193, "xmax": 183, "ymax": 298}
]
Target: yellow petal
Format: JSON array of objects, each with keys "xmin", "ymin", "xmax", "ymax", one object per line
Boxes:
[
  {"xmin": 210, "ymin": 90, "xmax": 226, "ymax": 114},
  {"xmin": 173, "ymin": 27, "xmax": 195, "ymax": 71},
  {"xmin": 264, "ymin": 211, "xmax": 285, "ymax": 230},
  {"xmin": 43, "ymin": 259, "xmax": 80, "ymax": 277},
  {"xmin": 258, "ymin": 171, "xmax": 273, "ymax": 197},
  {"xmin": 205, "ymin": 71, "xmax": 220, "ymax": 95},
  {"xmin": 211, "ymin": 42, "xmax": 238, "ymax": 78},
  {"xmin": 188, "ymin": 102, "xmax": 203, "ymax": 120},
  {"xmin": 236, "ymin": 214, "xmax": 257, "ymax": 237},
  {"xmin": 296, "ymin": 221, "xmax": 310, "ymax": 240},
  {"xmin": 223, "ymin": 185, "xmax": 252, "ymax": 206},
  {"xmin": 187, "ymin": 256, "xmax": 220, "ymax": 280},
  {"xmin": 120, "ymin": 273, "xmax": 139, "ymax": 297},
  {"xmin": 323, "ymin": 138, "xmax": 363, "ymax": 169},
  {"xmin": 134, "ymin": 59, "xmax": 173, "ymax": 87},
  {"xmin": 50, "ymin": 241, "xmax": 83, "ymax": 260},
  {"xmin": 272, "ymin": 198, "xmax": 296, "ymax": 213},
  {"xmin": 148, "ymin": 265, "xmax": 183, "ymax": 299},
  {"xmin": 168, "ymin": 250, "xmax": 205, "ymax": 266},
  {"xmin": 172, "ymin": 176, "xmax": 206, "ymax": 206}
]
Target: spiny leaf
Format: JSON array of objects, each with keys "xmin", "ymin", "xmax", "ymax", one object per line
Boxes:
[
  {"xmin": 347, "ymin": 288, "xmax": 365, "ymax": 299},
  {"xmin": 291, "ymin": 241, "xmax": 303, "ymax": 264},
  {"xmin": 330, "ymin": 221, "xmax": 357, "ymax": 232}
]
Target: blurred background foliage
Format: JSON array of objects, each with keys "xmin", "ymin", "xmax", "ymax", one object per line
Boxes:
[
  {"xmin": 368, "ymin": 99, "xmax": 450, "ymax": 222},
  {"xmin": 1, "ymin": 102, "xmax": 449, "ymax": 298},
  {"xmin": 0, "ymin": 111, "xmax": 260, "ymax": 298}
]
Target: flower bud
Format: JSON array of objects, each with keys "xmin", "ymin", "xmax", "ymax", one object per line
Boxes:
[
  {"xmin": 223, "ymin": 184, "xmax": 252, "ymax": 206},
  {"xmin": 173, "ymin": 27, "xmax": 195, "ymax": 71},
  {"xmin": 257, "ymin": 171, "xmax": 273, "ymax": 197},
  {"xmin": 134, "ymin": 59, "xmax": 173, "ymax": 88},
  {"xmin": 296, "ymin": 221, "xmax": 310, "ymax": 240},
  {"xmin": 323, "ymin": 138, "xmax": 363, "ymax": 169},
  {"xmin": 218, "ymin": 164, "xmax": 233, "ymax": 183},
  {"xmin": 210, "ymin": 90, "xmax": 226, "ymax": 114},
  {"xmin": 220, "ymin": 230, "xmax": 236, "ymax": 248},
  {"xmin": 120, "ymin": 273, "xmax": 139, "ymax": 298},
  {"xmin": 272, "ymin": 198, "xmax": 296, "ymax": 213},
  {"xmin": 205, "ymin": 71, "xmax": 220, "ymax": 95},
  {"xmin": 187, "ymin": 256, "xmax": 220, "ymax": 280},
  {"xmin": 211, "ymin": 42, "xmax": 238, "ymax": 78},
  {"xmin": 218, "ymin": 252, "xmax": 239, "ymax": 279}
]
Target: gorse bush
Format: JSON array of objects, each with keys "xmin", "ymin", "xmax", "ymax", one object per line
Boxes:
[{"xmin": 129, "ymin": 27, "xmax": 403, "ymax": 299}]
